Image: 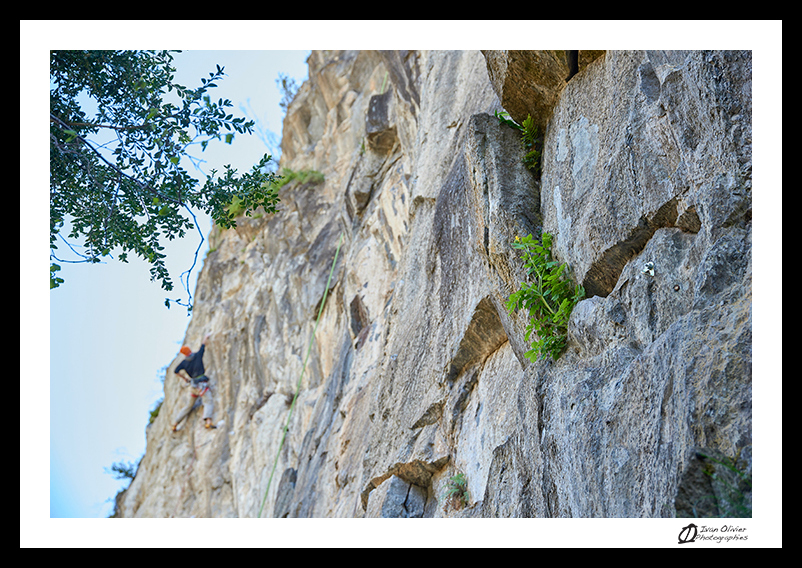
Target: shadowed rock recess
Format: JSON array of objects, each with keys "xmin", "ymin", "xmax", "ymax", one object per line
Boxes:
[{"xmin": 115, "ymin": 50, "xmax": 751, "ymax": 518}]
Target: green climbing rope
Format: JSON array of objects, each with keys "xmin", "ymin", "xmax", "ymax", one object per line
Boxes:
[
  {"xmin": 380, "ymin": 71, "xmax": 388, "ymax": 95},
  {"xmin": 258, "ymin": 231, "xmax": 344, "ymax": 518}
]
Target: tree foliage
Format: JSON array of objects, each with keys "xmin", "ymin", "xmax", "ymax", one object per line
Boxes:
[
  {"xmin": 276, "ymin": 72, "xmax": 299, "ymax": 114},
  {"xmin": 105, "ymin": 459, "xmax": 138, "ymax": 481},
  {"xmin": 50, "ymin": 50, "xmax": 280, "ymax": 308}
]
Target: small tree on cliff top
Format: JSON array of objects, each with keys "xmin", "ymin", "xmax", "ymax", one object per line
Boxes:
[{"xmin": 50, "ymin": 50, "xmax": 280, "ymax": 309}]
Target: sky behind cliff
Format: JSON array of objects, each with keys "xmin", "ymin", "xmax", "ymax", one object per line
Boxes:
[
  {"xmin": 44, "ymin": 45, "xmax": 311, "ymax": 519},
  {"xmin": 25, "ymin": 21, "xmax": 782, "ymax": 547}
]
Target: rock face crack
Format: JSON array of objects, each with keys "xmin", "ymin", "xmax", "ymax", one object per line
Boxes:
[
  {"xmin": 273, "ymin": 468, "xmax": 297, "ymax": 518},
  {"xmin": 582, "ymin": 197, "xmax": 700, "ymax": 298},
  {"xmin": 349, "ymin": 294, "xmax": 371, "ymax": 349},
  {"xmin": 447, "ymin": 296, "xmax": 508, "ymax": 382},
  {"xmin": 411, "ymin": 400, "xmax": 445, "ymax": 430},
  {"xmin": 361, "ymin": 457, "xmax": 449, "ymax": 512},
  {"xmin": 566, "ymin": 50, "xmax": 579, "ymax": 81},
  {"xmin": 377, "ymin": 475, "xmax": 428, "ymax": 518}
]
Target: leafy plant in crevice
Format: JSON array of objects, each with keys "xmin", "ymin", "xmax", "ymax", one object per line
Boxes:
[
  {"xmin": 443, "ymin": 472, "xmax": 470, "ymax": 512},
  {"xmin": 698, "ymin": 449, "xmax": 753, "ymax": 518},
  {"xmin": 520, "ymin": 114, "xmax": 542, "ymax": 174},
  {"xmin": 494, "ymin": 110, "xmax": 543, "ymax": 174},
  {"xmin": 494, "ymin": 109, "xmax": 518, "ymax": 130},
  {"xmin": 506, "ymin": 233, "xmax": 585, "ymax": 362},
  {"xmin": 272, "ymin": 167, "xmax": 325, "ymax": 191},
  {"xmin": 148, "ymin": 398, "xmax": 163, "ymax": 425}
]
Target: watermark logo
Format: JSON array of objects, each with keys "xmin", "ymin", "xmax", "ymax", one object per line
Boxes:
[
  {"xmin": 677, "ymin": 523, "xmax": 749, "ymax": 544},
  {"xmin": 678, "ymin": 523, "xmax": 698, "ymax": 544}
]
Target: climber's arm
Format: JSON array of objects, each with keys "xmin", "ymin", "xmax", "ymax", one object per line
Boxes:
[{"xmin": 174, "ymin": 363, "xmax": 191, "ymax": 383}]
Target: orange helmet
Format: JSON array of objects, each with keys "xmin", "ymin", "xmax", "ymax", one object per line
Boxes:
[{"xmin": 180, "ymin": 346, "xmax": 192, "ymax": 356}]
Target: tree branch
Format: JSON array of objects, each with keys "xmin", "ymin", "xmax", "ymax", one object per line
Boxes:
[
  {"xmin": 50, "ymin": 112, "xmax": 186, "ymax": 208},
  {"xmin": 49, "ymin": 115, "xmax": 150, "ymax": 132},
  {"xmin": 51, "ymin": 233, "xmax": 105, "ymax": 263},
  {"xmin": 165, "ymin": 203, "xmax": 205, "ymax": 312}
]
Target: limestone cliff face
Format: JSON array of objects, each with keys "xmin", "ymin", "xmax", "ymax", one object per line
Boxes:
[{"xmin": 116, "ymin": 50, "xmax": 752, "ymax": 518}]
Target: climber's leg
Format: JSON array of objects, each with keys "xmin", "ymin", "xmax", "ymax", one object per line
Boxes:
[{"xmin": 172, "ymin": 393, "xmax": 195, "ymax": 431}]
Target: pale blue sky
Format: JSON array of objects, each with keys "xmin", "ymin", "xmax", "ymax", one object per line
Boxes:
[{"xmin": 46, "ymin": 48, "xmax": 310, "ymax": 519}]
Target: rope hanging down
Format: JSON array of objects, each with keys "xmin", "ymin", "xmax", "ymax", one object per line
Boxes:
[{"xmin": 258, "ymin": 231, "xmax": 344, "ymax": 518}]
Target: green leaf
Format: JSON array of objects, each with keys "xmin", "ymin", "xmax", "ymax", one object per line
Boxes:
[
  {"xmin": 506, "ymin": 232, "xmax": 584, "ymax": 362},
  {"xmin": 494, "ymin": 110, "xmax": 522, "ymax": 131},
  {"xmin": 225, "ymin": 133, "xmax": 234, "ymax": 144},
  {"xmin": 50, "ymin": 263, "xmax": 64, "ymax": 289}
]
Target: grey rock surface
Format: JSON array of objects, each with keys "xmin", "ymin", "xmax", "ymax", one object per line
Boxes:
[{"xmin": 116, "ymin": 50, "xmax": 751, "ymax": 519}]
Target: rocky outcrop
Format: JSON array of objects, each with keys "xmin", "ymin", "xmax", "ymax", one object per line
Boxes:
[
  {"xmin": 482, "ymin": 50, "xmax": 605, "ymax": 131},
  {"xmin": 116, "ymin": 50, "xmax": 751, "ymax": 518}
]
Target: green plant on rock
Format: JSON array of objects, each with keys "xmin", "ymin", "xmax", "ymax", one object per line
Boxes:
[
  {"xmin": 148, "ymin": 398, "xmax": 163, "ymax": 425},
  {"xmin": 494, "ymin": 109, "xmax": 520, "ymax": 130},
  {"xmin": 520, "ymin": 114, "xmax": 542, "ymax": 174},
  {"xmin": 273, "ymin": 167, "xmax": 325, "ymax": 191},
  {"xmin": 698, "ymin": 449, "xmax": 753, "ymax": 518},
  {"xmin": 506, "ymin": 232, "xmax": 585, "ymax": 362},
  {"xmin": 443, "ymin": 472, "xmax": 469, "ymax": 511},
  {"xmin": 494, "ymin": 110, "xmax": 543, "ymax": 174}
]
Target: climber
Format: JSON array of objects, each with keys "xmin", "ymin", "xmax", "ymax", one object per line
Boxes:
[{"xmin": 171, "ymin": 333, "xmax": 215, "ymax": 431}]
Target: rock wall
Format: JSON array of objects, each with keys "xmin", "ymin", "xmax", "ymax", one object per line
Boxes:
[{"xmin": 115, "ymin": 50, "xmax": 751, "ymax": 518}]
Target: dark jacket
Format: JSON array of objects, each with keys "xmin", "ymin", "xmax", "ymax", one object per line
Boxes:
[{"xmin": 175, "ymin": 344, "xmax": 206, "ymax": 380}]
